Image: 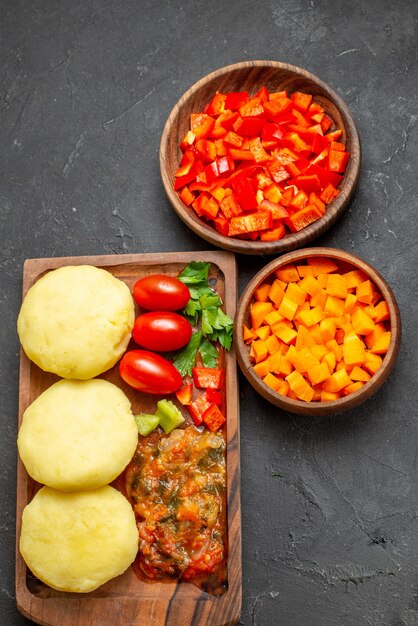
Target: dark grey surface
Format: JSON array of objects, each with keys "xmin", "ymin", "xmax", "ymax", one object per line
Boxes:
[{"xmin": 1, "ymin": 1, "xmax": 417, "ymax": 624}]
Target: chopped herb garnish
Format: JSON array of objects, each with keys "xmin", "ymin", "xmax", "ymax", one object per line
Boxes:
[
  {"xmin": 173, "ymin": 330, "xmax": 203, "ymax": 377},
  {"xmin": 199, "ymin": 339, "xmax": 219, "ymax": 368}
]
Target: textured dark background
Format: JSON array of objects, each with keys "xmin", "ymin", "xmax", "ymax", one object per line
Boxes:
[{"xmin": 1, "ymin": 1, "xmax": 417, "ymax": 624}]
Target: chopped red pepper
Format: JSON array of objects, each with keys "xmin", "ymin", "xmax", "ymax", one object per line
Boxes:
[
  {"xmin": 174, "ymin": 86, "xmax": 349, "ymax": 240},
  {"xmin": 176, "ymin": 383, "xmax": 193, "ymax": 406},
  {"xmin": 205, "ymin": 388, "xmax": 222, "ymax": 405},
  {"xmin": 202, "ymin": 404, "xmax": 226, "ymax": 432},
  {"xmin": 188, "ymin": 392, "xmax": 212, "ymax": 426},
  {"xmin": 192, "ymin": 367, "xmax": 224, "ymax": 390}
]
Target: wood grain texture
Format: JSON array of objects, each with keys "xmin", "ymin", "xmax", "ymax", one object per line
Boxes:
[
  {"xmin": 15, "ymin": 251, "xmax": 241, "ymax": 626},
  {"xmin": 234, "ymin": 247, "xmax": 401, "ymax": 415},
  {"xmin": 160, "ymin": 60, "xmax": 361, "ymax": 256}
]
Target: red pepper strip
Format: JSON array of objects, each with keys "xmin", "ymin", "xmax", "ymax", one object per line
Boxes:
[
  {"xmin": 320, "ymin": 183, "xmax": 340, "ymax": 204},
  {"xmin": 179, "ymin": 186, "xmax": 195, "ymax": 206},
  {"xmin": 263, "ymin": 98, "xmax": 292, "ymax": 117},
  {"xmin": 200, "ymin": 196, "xmax": 219, "ymax": 220},
  {"xmin": 220, "ymin": 193, "xmax": 242, "ymax": 219},
  {"xmin": 202, "ymin": 403, "xmax": 226, "ymax": 432},
  {"xmin": 176, "ymin": 383, "xmax": 193, "ymax": 405},
  {"xmin": 239, "ymin": 97, "xmax": 265, "ymax": 118},
  {"xmin": 174, "ymin": 162, "xmax": 203, "ymax": 190},
  {"xmin": 290, "ymin": 174, "xmax": 321, "ymax": 193},
  {"xmin": 309, "ymin": 192, "xmax": 326, "ymax": 214},
  {"xmin": 190, "ymin": 113, "xmax": 215, "ymax": 139},
  {"xmin": 326, "ymin": 130, "xmax": 343, "ymax": 143},
  {"xmin": 228, "ymin": 148, "xmax": 255, "ymax": 161},
  {"xmin": 192, "ymin": 367, "xmax": 224, "ymax": 390},
  {"xmin": 289, "ymin": 190, "xmax": 308, "ymax": 210},
  {"xmin": 213, "ymin": 215, "xmax": 229, "ymax": 236},
  {"xmin": 217, "ymin": 155, "xmax": 234, "ymax": 176},
  {"xmin": 188, "ymin": 392, "xmax": 212, "ymax": 426},
  {"xmin": 248, "ymin": 137, "xmax": 270, "ymax": 163},
  {"xmin": 225, "ymin": 91, "xmax": 249, "ymax": 111},
  {"xmin": 330, "ymin": 141, "xmax": 346, "ymax": 152},
  {"xmin": 228, "ymin": 210, "xmax": 272, "ymax": 236},
  {"xmin": 286, "ymin": 204, "xmax": 323, "ymax": 232},
  {"xmin": 255, "ymin": 85, "xmax": 270, "ymax": 103},
  {"xmin": 209, "ymin": 91, "xmax": 226, "ymax": 115},
  {"xmin": 224, "ymin": 131, "xmax": 243, "ymax": 147},
  {"xmin": 205, "ymin": 388, "xmax": 222, "ymax": 405},
  {"xmin": 291, "ymin": 91, "xmax": 313, "ymax": 112},
  {"xmin": 261, "ymin": 122, "xmax": 284, "ymax": 141},
  {"xmin": 231, "ymin": 176, "xmax": 258, "ymax": 211},
  {"xmin": 204, "ymin": 161, "xmax": 220, "ymax": 183},
  {"xmin": 260, "ymin": 224, "xmax": 286, "ymax": 241},
  {"xmin": 234, "ymin": 116, "xmax": 265, "ymax": 137},
  {"xmin": 260, "ymin": 200, "xmax": 290, "ymax": 219},
  {"xmin": 268, "ymin": 159, "xmax": 291, "ymax": 184},
  {"xmin": 321, "ymin": 115, "xmax": 333, "ymax": 133},
  {"xmin": 328, "ymin": 150, "xmax": 350, "ymax": 172}
]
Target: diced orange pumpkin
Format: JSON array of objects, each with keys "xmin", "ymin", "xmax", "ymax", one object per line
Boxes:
[
  {"xmin": 254, "ymin": 283, "xmax": 271, "ymax": 302},
  {"xmin": 251, "ymin": 301, "xmax": 273, "ymax": 329},
  {"xmin": 263, "ymin": 372, "xmax": 281, "ymax": 391},
  {"xmin": 350, "ymin": 366, "xmax": 371, "ymax": 382},
  {"xmin": 316, "ymin": 274, "xmax": 329, "ymax": 288},
  {"xmin": 323, "ymin": 351, "xmax": 337, "ymax": 374},
  {"xmin": 272, "ymin": 323, "xmax": 298, "ymax": 345},
  {"xmin": 325, "ymin": 274, "xmax": 347, "ymax": 299},
  {"xmin": 363, "ymin": 351, "xmax": 383, "ymax": 375},
  {"xmin": 356, "ymin": 280, "xmax": 374, "ymax": 304},
  {"xmin": 321, "ymin": 368, "xmax": 352, "ymax": 392},
  {"xmin": 373, "ymin": 300, "xmax": 390, "ymax": 323},
  {"xmin": 243, "ymin": 324, "xmax": 256, "ymax": 343},
  {"xmin": 255, "ymin": 325, "xmax": 271, "ymax": 340},
  {"xmin": 342, "ymin": 381, "xmax": 364, "ymax": 396},
  {"xmin": 252, "ymin": 339, "xmax": 268, "ymax": 363},
  {"xmin": 268, "ymin": 280, "xmax": 286, "ymax": 306},
  {"xmin": 264, "ymin": 310, "xmax": 284, "ymax": 327},
  {"xmin": 307, "ymin": 362, "xmax": 331, "ymax": 385},
  {"xmin": 266, "ymin": 334, "xmax": 281, "ymax": 355},
  {"xmin": 278, "ymin": 295, "xmax": 299, "ymax": 321},
  {"xmin": 307, "ymin": 257, "xmax": 339, "ymax": 275},
  {"xmin": 324, "ymin": 295, "xmax": 345, "ymax": 317},
  {"xmin": 273, "ymin": 265, "xmax": 299, "ymax": 283},
  {"xmin": 351, "ymin": 306, "xmax": 375, "ymax": 335},
  {"xmin": 344, "ymin": 293, "xmax": 357, "ymax": 314},
  {"xmin": 286, "ymin": 282, "xmax": 307, "ymax": 305},
  {"xmin": 254, "ymin": 360, "xmax": 271, "ymax": 378},
  {"xmin": 309, "ymin": 288, "xmax": 327, "ymax": 309},
  {"xmin": 296, "ymin": 265, "xmax": 314, "ymax": 278},
  {"xmin": 326, "ymin": 339, "xmax": 342, "ymax": 361},
  {"xmin": 291, "ymin": 348, "xmax": 320, "ymax": 374},
  {"xmin": 286, "ymin": 371, "xmax": 315, "ymax": 402},
  {"xmin": 364, "ymin": 323, "xmax": 386, "ymax": 349},
  {"xmin": 344, "ymin": 269, "xmax": 369, "ymax": 289},
  {"xmin": 295, "ymin": 325, "xmax": 316, "ymax": 350},
  {"xmin": 296, "ymin": 306, "xmax": 324, "ymax": 328},
  {"xmin": 370, "ymin": 331, "xmax": 391, "ymax": 354},
  {"xmin": 276, "ymin": 379, "xmax": 290, "ymax": 396},
  {"xmin": 299, "ymin": 275, "xmax": 322, "ymax": 296},
  {"xmin": 342, "ymin": 332, "xmax": 366, "ymax": 367},
  {"xmin": 320, "ymin": 390, "xmax": 341, "ymax": 402},
  {"xmin": 319, "ymin": 318, "xmax": 336, "ymax": 343}
]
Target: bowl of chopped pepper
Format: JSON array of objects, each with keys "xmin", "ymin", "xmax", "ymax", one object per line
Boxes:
[
  {"xmin": 160, "ymin": 61, "xmax": 361, "ymax": 255},
  {"xmin": 234, "ymin": 247, "xmax": 401, "ymax": 414}
]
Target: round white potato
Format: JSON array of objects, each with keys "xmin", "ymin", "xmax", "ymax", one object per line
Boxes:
[
  {"xmin": 18, "ymin": 379, "xmax": 138, "ymax": 491},
  {"xmin": 17, "ymin": 265, "xmax": 135, "ymax": 379},
  {"xmin": 20, "ymin": 485, "xmax": 138, "ymax": 593}
]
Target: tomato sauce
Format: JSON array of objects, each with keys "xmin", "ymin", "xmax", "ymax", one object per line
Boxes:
[{"xmin": 125, "ymin": 425, "xmax": 227, "ymax": 595}]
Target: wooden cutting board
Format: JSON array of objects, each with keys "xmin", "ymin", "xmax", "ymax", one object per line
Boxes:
[{"xmin": 15, "ymin": 250, "xmax": 241, "ymax": 626}]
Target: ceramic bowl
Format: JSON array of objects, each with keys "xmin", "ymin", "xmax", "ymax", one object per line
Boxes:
[
  {"xmin": 160, "ymin": 60, "xmax": 361, "ymax": 255},
  {"xmin": 234, "ymin": 247, "xmax": 401, "ymax": 415}
]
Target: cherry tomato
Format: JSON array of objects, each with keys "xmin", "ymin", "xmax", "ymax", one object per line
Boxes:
[
  {"xmin": 133, "ymin": 274, "xmax": 190, "ymax": 311},
  {"xmin": 119, "ymin": 350, "xmax": 183, "ymax": 395},
  {"xmin": 133, "ymin": 312, "xmax": 192, "ymax": 352}
]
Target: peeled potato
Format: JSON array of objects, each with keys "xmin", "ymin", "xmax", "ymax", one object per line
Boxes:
[
  {"xmin": 17, "ymin": 379, "xmax": 138, "ymax": 491},
  {"xmin": 20, "ymin": 486, "xmax": 138, "ymax": 592},
  {"xmin": 17, "ymin": 265, "xmax": 135, "ymax": 379}
]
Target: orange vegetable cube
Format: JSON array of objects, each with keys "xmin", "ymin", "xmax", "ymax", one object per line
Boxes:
[
  {"xmin": 291, "ymin": 348, "xmax": 320, "ymax": 374},
  {"xmin": 321, "ymin": 368, "xmax": 352, "ymax": 393},
  {"xmin": 364, "ymin": 352, "xmax": 383, "ymax": 375},
  {"xmin": 299, "ymin": 275, "xmax": 322, "ymax": 296},
  {"xmin": 251, "ymin": 301, "xmax": 273, "ymax": 329},
  {"xmin": 335, "ymin": 328, "xmax": 345, "ymax": 344},
  {"xmin": 326, "ymin": 339, "xmax": 342, "ymax": 362},
  {"xmin": 311, "ymin": 344, "xmax": 329, "ymax": 361},
  {"xmin": 296, "ymin": 306, "xmax": 324, "ymax": 328},
  {"xmin": 278, "ymin": 295, "xmax": 298, "ymax": 321},
  {"xmin": 268, "ymin": 280, "xmax": 286, "ymax": 306},
  {"xmin": 325, "ymin": 274, "xmax": 347, "ymax": 299},
  {"xmin": 373, "ymin": 300, "xmax": 390, "ymax": 323},
  {"xmin": 350, "ymin": 366, "xmax": 371, "ymax": 382},
  {"xmin": 320, "ymin": 318, "xmax": 336, "ymax": 343},
  {"xmin": 264, "ymin": 310, "xmax": 284, "ymax": 327},
  {"xmin": 342, "ymin": 332, "xmax": 366, "ymax": 367},
  {"xmin": 307, "ymin": 362, "xmax": 331, "ymax": 385},
  {"xmin": 316, "ymin": 274, "xmax": 329, "ymax": 288},
  {"xmin": 275, "ymin": 264, "xmax": 300, "ymax": 282},
  {"xmin": 342, "ymin": 381, "xmax": 364, "ymax": 396},
  {"xmin": 370, "ymin": 331, "xmax": 391, "ymax": 354},
  {"xmin": 276, "ymin": 379, "xmax": 290, "ymax": 396},
  {"xmin": 268, "ymin": 352, "xmax": 282, "ymax": 373},
  {"xmin": 356, "ymin": 280, "xmax": 374, "ymax": 304},
  {"xmin": 254, "ymin": 360, "xmax": 271, "ymax": 378},
  {"xmin": 323, "ymin": 351, "xmax": 337, "ymax": 374},
  {"xmin": 243, "ymin": 324, "xmax": 256, "ymax": 343},
  {"xmin": 344, "ymin": 269, "xmax": 369, "ymax": 289},
  {"xmin": 320, "ymin": 390, "xmax": 341, "ymax": 402},
  {"xmin": 309, "ymin": 288, "xmax": 327, "ymax": 309},
  {"xmin": 254, "ymin": 283, "xmax": 271, "ymax": 302},
  {"xmin": 255, "ymin": 325, "xmax": 271, "ymax": 340},
  {"xmin": 286, "ymin": 371, "xmax": 315, "ymax": 402},
  {"xmin": 266, "ymin": 334, "xmax": 281, "ymax": 355},
  {"xmin": 252, "ymin": 339, "xmax": 268, "ymax": 363},
  {"xmin": 307, "ymin": 257, "xmax": 339, "ymax": 276},
  {"xmin": 275, "ymin": 355, "xmax": 294, "ymax": 377},
  {"xmin": 296, "ymin": 265, "xmax": 314, "ymax": 278},
  {"xmin": 351, "ymin": 306, "xmax": 375, "ymax": 335},
  {"xmin": 263, "ymin": 373, "xmax": 281, "ymax": 391},
  {"xmin": 344, "ymin": 293, "xmax": 357, "ymax": 314},
  {"xmin": 364, "ymin": 323, "xmax": 386, "ymax": 349},
  {"xmin": 295, "ymin": 325, "xmax": 316, "ymax": 350},
  {"xmin": 272, "ymin": 323, "xmax": 298, "ymax": 345},
  {"xmin": 286, "ymin": 282, "xmax": 307, "ymax": 305},
  {"xmin": 324, "ymin": 296, "xmax": 345, "ymax": 317}
]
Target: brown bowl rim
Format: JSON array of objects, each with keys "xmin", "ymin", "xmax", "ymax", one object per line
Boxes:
[
  {"xmin": 160, "ymin": 60, "xmax": 361, "ymax": 256},
  {"xmin": 234, "ymin": 247, "xmax": 402, "ymax": 415}
]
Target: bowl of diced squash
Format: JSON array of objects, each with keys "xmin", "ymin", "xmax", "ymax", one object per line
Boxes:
[
  {"xmin": 160, "ymin": 60, "xmax": 360, "ymax": 255},
  {"xmin": 235, "ymin": 247, "xmax": 401, "ymax": 414}
]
